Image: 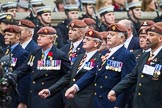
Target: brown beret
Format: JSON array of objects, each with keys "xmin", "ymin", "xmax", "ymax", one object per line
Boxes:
[
  {"xmin": 4, "ymin": 25, "xmax": 21, "ymax": 33},
  {"xmin": 100, "ymin": 32, "xmax": 108, "ymax": 40},
  {"xmin": 68, "ymin": 19, "xmax": 87, "ymax": 28},
  {"xmin": 141, "ymin": 20, "xmax": 155, "ymax": 27},
  {"xmin": 107, "ymin": 23, "xmax": 127, "ymax": 33},
  {"xmin": 18, "ymin": 19, "xmax": 35, "ymax": 28},
  {"xmin": 37, "ymin": 27, "xmax": 57, "ymax": 35},
  {"xmin": 147, "ymin": 23, "xmax": 162, "ymax": 35},
  {"xmin": 82, "ymin": 18, "xmax": 96, "ymax": 26},
  {"xmin": 85, "ymin": 29, "xmax": 102, "ymax": 40}
]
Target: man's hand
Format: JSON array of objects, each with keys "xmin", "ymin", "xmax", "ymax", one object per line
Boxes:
[
  {"xmin": 65, "ymin": 85, "xmax": 77, "ymax": 99},
  {"xmin": 38, "ymin": 89, "xmax": 51, "ymax": 99},
  {"xmin": 17, "ymin": 103, "xmax": 27, "ymax": 108},
  {"xmin": 107, "ymin": 90, "xmax": 117, "ymax": 102}
]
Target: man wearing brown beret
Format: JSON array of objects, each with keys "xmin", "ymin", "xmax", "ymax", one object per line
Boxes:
[
  {"xmin": 3, "ymin": 25, "xmax": 29, "ymax": 108},
  {"xmin": 108, "ymin": 22, "xmax": 162, "ymax": 108},
  {"xmin": 38, "ymin": 29, "xmax": 102, "ymax": 108},
  {"xmin": 19, "ymin": 19, "xmax": 40, "ymax": 54},
  {"xmin": 61, "ymin": 19, "xmax": 86, "ymax": 64},
  {"xmin": 17, "ymin": 19, "xmax": 40, "ymax": 108},
  {"xmin": 13, "ymin": 26, "xmax": 71, "ymax": 108},
  {"xmin": 65, "ymin": 23, "xmax": 136, "ymax": 108}
]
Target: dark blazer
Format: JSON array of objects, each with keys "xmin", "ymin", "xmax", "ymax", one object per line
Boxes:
[
  {"xmin": 133, "ymin": 49, "xmax": 144, "ymax": 62},
  {"xmin": 25, "ymin": 40, "xmax": 40, "ymax": 54},
  {"xmin": 8, "ymin": 44, "xmax": 29, "ymax": 108},
  {"xmin": 127, "ymin": 37, "xmax": 141, "ymax": 51},
  {"xmin": 0, "ymin": 33, "xmax": 6, "ymax": 48},
  {"xmin": 15, "ymin": 45, "xmax": 71, "ymax": 108},
  {"xmin": 113, "ymin": 49, "xmax": 162, "ymax": 108},
  {"xmin": 67, "ymin": 51, "xmax": 100, "ymax": 108},
  {"xmin": 61, "ymin": 41, "xmax": 85, "ymax": 63},
  {"xmin": 76, "ymin": 46, "xmax": 136, "ymax": 108},
  {"xmin": 56, "ymin": 19, "xmax": 71, "ymax": 45}
]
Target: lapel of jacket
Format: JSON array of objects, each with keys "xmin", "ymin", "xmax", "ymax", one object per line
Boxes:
[
  {"xmin": 95, "ymin": 46, "xmax": 125, "ymax": 80},
  {"xmin": 71, "ymin": 53, "xmax": 84, "ymax": 78}
]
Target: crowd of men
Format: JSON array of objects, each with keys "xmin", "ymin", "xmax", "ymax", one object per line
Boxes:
[{"xmin": 0, "ymin": 0, "xmax": 162, "ymax": 108}]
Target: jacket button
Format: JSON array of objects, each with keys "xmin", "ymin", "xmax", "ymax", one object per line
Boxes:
[
  {"xmin": 45, "ymin": 74, "xmax": 48, "ymax": 77},
  {"xmin": 105, "ymin": 76, "xmax": 108, "ymax": 79},
  {"xmin": 32, "ymin": 71, "xmax": 34, "ymax": 73},
  {"xmin": 32, "ymin": 81, "xmax": 36, "ymax": 84},
  {"xmin": 141, "ymin": 74, "xmax": 144, "ymax": 78},
  {"xmin": 41, "ymin": 82, "xmax": 45, "ymax": 85},
  {"xmin": 29, "ymin": 90, "xmax": 32, "ymax": 93},
  {"xmin": 139, "ymin": 83, "xmax": 142, "ymax": 86},
  {"xmin": 138, "ymin": 92, "xmax": 141, "ymax": 96},
  {"xmin": 99, "ymin": 95, "xmax": 102, "ymax": 98},
  {"xmin": 73, "ymin": 78, "xmax": 76, "ymax": 82},
  {"xmin": 94, "ymin": 92, "xmax": 97, "ymax": 95},
  {"xmin": 100, "ymin": 86, "xmax": 103, "ymax": 88},
  {"xmin": 94, "ymin": 83, "xmax": 97, "ymax": 86}
]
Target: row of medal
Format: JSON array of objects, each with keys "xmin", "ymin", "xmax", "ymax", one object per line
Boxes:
[
  {"xmin": 11, "ymin": 57, "xmax": 17, "ymax": 67},
  {"xmin": 105, "ymin": 60, "xmax": 123, "ymax": 72},
  {"xmin": 83, "ymin": 61, "xmax": 95, "ymax": 70},
  {"xmin": 37, "ymin": 60, "xmax": 61, "ymax": 70},
  {"xmin": 152, "ymin": 64, "xmax": 162, "ymax": 80}
]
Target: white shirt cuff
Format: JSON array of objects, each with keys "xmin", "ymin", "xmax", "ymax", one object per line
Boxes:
[{"xmin": 73, "ymin": 84, "xmax": 80, "ymax": 92}]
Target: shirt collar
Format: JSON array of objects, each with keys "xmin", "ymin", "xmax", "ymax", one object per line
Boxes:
[
  {"xmin": 72, "ymin": 40, "xmax": 82, "ymax": 51},
  {"xmin": 151, "ymin": 45, "xmax": 162, "ymax": 57},
  {"xmin": 124, "ymin": 34, "xmax": 133, "ymax": 49},
  {"xmin": 21, "ymin": 38, "xmax": 32, "ymax": 49},
  {"xmin": 11, "ymin": 43, "xmax": 19, "ymax": 52}
]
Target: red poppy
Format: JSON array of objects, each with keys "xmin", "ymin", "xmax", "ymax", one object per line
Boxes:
[
  {"xmin": 90, "ymin": 58, "xmax": 96, "ymax": 63},
  {"xmin": 48, "ymin": 52, "xmax": 53, "ymax": 57}
]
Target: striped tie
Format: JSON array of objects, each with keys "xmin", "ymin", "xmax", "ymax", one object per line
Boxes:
[
  {"xmin": 68, "ymin": 43, "xmax": 74, "ymax": 58},
  {"xmin": 100, "ymin": 50, "xmax": 111, "ymax": 69},
  {"xmin": 146, "ymin": 53, "xmax": 154, "ymax": 65},
  {"xmin": 78, "ymin": 54, "xmax": 87, "ymax": 70}
]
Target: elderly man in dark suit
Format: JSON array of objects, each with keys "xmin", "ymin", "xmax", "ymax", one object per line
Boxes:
[
  {"xmin": 65, "ymin": 23, "xmax": 136, "ymax": 108},
  {"xmin": 61, "ymin": 19, "xmax": 87, "ymax": 64},
  {"xmin": 118, "ymin": 19, "xmax": 140, "ymax": 52},
  {"xmin": 108, "ymin": 22, "xmax": 162, "ymax": 108},
  {"xmin": 13, "ymin": 27, "xmax": 71, "ymax": 108},
  {"xmin": 18, "ymin": 19, "xmax": 40, "ymax": 108},
  {"xmin": 3, "ymin": 25, "xmax": 29, "ymax": 108},
  {"xmin": 38, "ymin": 29, "xmax": 102, "ymax": 108}
]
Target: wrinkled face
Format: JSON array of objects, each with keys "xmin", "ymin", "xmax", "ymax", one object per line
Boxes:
[
  {"xmin": 139, "ymin": 33, "xmax": 150, "ymax": 50},
  {"xmin": 4, "ymin": 32, "xmax": 20, "ymax": 45},
  {"xmin": 37, "ymin": 34, "xmax": 54, "ymax": 48},
  {"xmin": 68, "ymin": 27, "xmax": 83, "ymax": 42},
  {"xmin": 67, "ymin": 11, "xmax": 78, "ymax": 20},
  {"xmin": 132, "ymin": 8, "xmax": 142, "ymax": 19},
  {"xmin": 6, "ymin": 8, "xmax": 18, "ymax": 18},
  {"xmin": 107, "ymin": 31, "xmax": 123, "ymax": 48},
  {"xmin": 40, "ymin": 12, "xmax": 52, "ymax": 24},
  {"xmin": 147, "ymin": 31, "xmax": 161, "ymax": 49},
  {"xmin": 83, "ymin": 4, "xmax": 94, "ymax": 16},
  {"xmin": 104, "ymin": 12, "xmax": 115, "ymax": 24},
  {"xmin": 82, "ymin": 36, "xmax": 99, "ymax": 51}
]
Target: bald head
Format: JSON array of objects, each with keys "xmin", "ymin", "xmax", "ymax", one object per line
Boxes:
[{"xmin": 118, "ymin": 19, "xmax": 133, "ymax": 38}]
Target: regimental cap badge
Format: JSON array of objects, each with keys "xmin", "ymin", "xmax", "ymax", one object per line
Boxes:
[
  {"xmin": 6, "ymin": 15, "xmax": 11, "ymax": 20},
  {"xmin": 112, "ymin": 25, "xmax": 116, "ymax": 31},
  {"xmin": 143, "ymin": 21, "xmax": 147, "ymax": 26},
  {"xmin": 88, "ymin": 30, "xmax": 93, "ymax": 36},
  {"xmin": 151, "ymin": 26, "xmax": 155, "ymax": 30},
  {"xmin": 44, "ymin": 29, "xmax": 48, "ymax": 34},
  {"xmin": 71, "ymin": 23, "xmax": 74, "ymax": 27}
]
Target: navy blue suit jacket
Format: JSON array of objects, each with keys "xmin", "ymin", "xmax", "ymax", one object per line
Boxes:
[
  {"xmin": 25, "ymin": 40, "xmax": 40, "ymax": 54},
  {"xmin": 15, "ymin": 45, "xmax": 71, "ymax": 108},
  {"xmin": 76, "ymin": 46, "xmax": 136, "ymax": 108},
  {"xmin": 128, "ymin": 37, "xmax": 140, "ymax": 51}
]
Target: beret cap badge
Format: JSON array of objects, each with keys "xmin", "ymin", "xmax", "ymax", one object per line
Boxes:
[
  {"xmin": 112, "ymin": 25, "xmax": 116, "ymax": 30},
  {"xmin": 44, "ymin": 29, "xmax": 48, "ymax": 34},
  {"xmin": 88, "ymin": 31, "xmax": 93, "ymax": 36}
]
